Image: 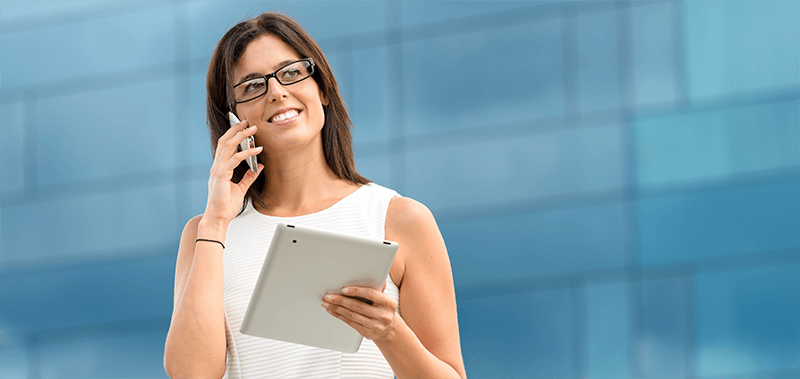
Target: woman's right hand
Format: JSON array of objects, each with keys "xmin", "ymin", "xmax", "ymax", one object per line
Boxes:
[
  {"xmin": 202, "ymin": 119, "xmax": 264, "ymax": 228},
  {"xmin": 166, "ymin": 122, "xmax": 258, "ymax": 377}
]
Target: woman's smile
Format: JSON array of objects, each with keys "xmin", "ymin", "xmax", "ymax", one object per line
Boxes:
[{"xmin": 268, "ymin": 108, "xmax": 302, "ymax": 124}]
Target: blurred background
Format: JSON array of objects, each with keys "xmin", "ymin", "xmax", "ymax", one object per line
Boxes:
[{"xmin": 1, "ymin": 1, "xmax": 798, "ymax": 378}]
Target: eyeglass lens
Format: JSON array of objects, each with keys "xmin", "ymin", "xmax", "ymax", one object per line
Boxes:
[{"xmin": 234, "ymin": 60, "xmax": 313, "ymax": 103}]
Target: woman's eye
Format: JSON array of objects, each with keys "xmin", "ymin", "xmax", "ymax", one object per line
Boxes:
[
  {"xmin": 244, "ymin": 80, "xmax": 265, "ymax": 93},
  {"xmin": 281, "ymin": 68, "xmax": 301, "ymax": 80}
]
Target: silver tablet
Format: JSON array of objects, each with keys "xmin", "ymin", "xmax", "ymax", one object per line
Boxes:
[{"xmin": 239, "ymin": 222, "xmax": 399, "ymax": 353}]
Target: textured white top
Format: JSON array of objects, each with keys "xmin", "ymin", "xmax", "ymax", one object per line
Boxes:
[{"xmin": 222, "ymin": 182, "xmax": 401, "ymax": 378}]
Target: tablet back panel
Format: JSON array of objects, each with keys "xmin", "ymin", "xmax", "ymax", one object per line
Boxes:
[{"xmin": 239, "ymin": 223, "xmax": 398, "ymax": 353}]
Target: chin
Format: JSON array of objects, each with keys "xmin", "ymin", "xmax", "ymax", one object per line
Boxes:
[{"xmin": 264, "ymin": 128, "xmax": 323, "ymax": 153}]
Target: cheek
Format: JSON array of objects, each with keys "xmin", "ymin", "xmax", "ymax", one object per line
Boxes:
[
  {"xmin": 316, "ymin": 103, "xmax": 326, "ymax": 129},
  {"xmin": 306, "ymin": 93, "xmax": 326, "ymax": 126},
  {"xmin": 233, "ymin": 106, "xmax": 252, "ymax": 123}
]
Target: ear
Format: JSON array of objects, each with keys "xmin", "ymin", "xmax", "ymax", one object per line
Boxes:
[{"xmin": 319, "ymin": 88, "xmax": 329, "ymax": 107}]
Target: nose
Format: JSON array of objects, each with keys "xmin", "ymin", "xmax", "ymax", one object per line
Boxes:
[{"xmin": 266, "ymin": 76, "xmax": 289, "ymax": 102}]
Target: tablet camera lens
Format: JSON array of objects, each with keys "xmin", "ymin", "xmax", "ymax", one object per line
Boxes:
[{"xmin": 292, "ymin": 240, "xmax": 297, "ymax": 243}]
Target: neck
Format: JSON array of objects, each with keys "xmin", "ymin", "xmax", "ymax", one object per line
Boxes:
[{"xmin": 255, "ymin": 141, "xmax": 357, "ymax": 217}]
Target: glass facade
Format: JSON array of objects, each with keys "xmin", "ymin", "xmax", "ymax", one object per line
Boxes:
[{"xmin": 1, "ymin": 1, "xmax": 798, "ymax": 377}]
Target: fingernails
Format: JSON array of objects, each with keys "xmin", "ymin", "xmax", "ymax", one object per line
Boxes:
[
  {"xmin": 342, "ymin": 288, "xmax": 353, "ymax": 295},
  {"xmin": 324, "ymin": 295, "xmax": 333, "ymax": 302},
  {"xmin": 322, "ymin": 302, "xmax": 330, "ymax": 308}
]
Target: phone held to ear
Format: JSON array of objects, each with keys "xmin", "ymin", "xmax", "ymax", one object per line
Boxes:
[{"xmin": 228, "ymin": 112, "xmax": 259, "ymax": 174}]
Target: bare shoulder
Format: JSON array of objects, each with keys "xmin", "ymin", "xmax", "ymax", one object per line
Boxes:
[
  {"xmin": 385, "ymin": 197, "xmax": 449, "ymax": 276},
  {"xmin": 385, "ymin": 196, "xmax": 437, "ymax": 235}
]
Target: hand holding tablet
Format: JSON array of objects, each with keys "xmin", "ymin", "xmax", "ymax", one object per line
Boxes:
[
  {"xmin": 322, "ymin": 280, "xmax": 400, "ymax": 342},
  {"xmin": 240, "ymin": 223, "xmax": 398, "ymax": 353}
]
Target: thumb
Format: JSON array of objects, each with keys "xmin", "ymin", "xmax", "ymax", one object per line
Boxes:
[{"xmin": 238, "ymin": 163, "xmax": 264, "ymax": 191}]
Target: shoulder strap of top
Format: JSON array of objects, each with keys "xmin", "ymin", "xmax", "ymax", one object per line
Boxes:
[
  {"xmin": 370, "ymin": 182, "xmax": 400, "ymax": 222},
  {"xmin": 360, "ymin": 183, "xmax": 400, "ymax": 240}
]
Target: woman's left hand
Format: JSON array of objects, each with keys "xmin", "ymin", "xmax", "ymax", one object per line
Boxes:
[{"xmin": 322, "ymin": 284, "xmax": 398, "ymax": 342}]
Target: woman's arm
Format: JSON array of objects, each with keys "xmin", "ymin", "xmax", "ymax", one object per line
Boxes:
[
  {"xmin": 323, "ymin": 197, "xmax": 467, "ymax": 379},
  {"xmin": 163, "ymin": 216, "xmax": 228, "ymax": 379},
  {"xmin": 164, "ymin": 119, "xmax": 263, "ymax": 379}
]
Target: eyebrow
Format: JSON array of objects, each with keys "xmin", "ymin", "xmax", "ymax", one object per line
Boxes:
[{"xmin": 236, "ymin": 59, "xmax": 297, "ymax": 84}]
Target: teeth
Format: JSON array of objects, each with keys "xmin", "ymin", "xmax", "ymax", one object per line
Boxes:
[{"xmin": 271, "ymin": 109, "xmax": 298, "ymax": 122}]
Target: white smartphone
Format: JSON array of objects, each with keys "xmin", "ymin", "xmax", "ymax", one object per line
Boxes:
[{"xmin": 228, "ymin": 112, "xmax": 259, "ymax": 173}]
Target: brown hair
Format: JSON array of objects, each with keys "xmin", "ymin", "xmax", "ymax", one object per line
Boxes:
[{"xmin": 206, "ymin": 12, "xmax": 369, "ymax": 212}]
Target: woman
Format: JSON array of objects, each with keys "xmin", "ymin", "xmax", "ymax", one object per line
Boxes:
[{"xmin": 164, "ymin": 11, "xmax": 466, "ymax": 379}]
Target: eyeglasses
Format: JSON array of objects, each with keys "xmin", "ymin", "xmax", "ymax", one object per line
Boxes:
[{"xmin": 232, "ymin": 58, "xmax": 315, "ymax": 104}]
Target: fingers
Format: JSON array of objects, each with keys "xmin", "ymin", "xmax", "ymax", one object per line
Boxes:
[
  {"xmin": 211, "ymin": 125, "xmax": 259, "ymax": 177},
  {"xmin": 214, "ymin": 119, "xmax": 252, "ymax": 161},
  {"xmin": 323, "ymin": 291, "xmax": 397, "ymax": 341},
  {"xmin": 222, "ymin": 118, "xmax": 250, "ymax": 143},
  {"xmin": 214, "ymin": 119, "xmax": 247, "ymax": 161},
  {"xmin": 323, "ymin": 297, "xmax": 370, "ymax": 327},
  {"xmin": 324, "ymin": 293, "xmax": 380, "ymax": 319},
  {"xmin": 330, "ymin": 286, "xmax": 397, "ymax": 319},
  {"xmin": 224, "ymin": 144, "xmax": 263, "ymax": 172},
  {"xmin": 327, "ymin": 308, "xmax": 369, "ymax": 337},
  {"xmin": 203, "ymin": 121, "xmax": 261, "ymax": 224},
  {"xmin": 342, "ymin": 286, "xmax": 389, "ymax": 306},
  {"xmin": 237, "ymin": 163, "xmax": 264, "ymax": 191},
  {"xmin": 321, "ymin": 284, "xmax": 397, "ymax": 332},
  {"xmin": 219, "ymin": 124, "xmax": 258, "ymax": 163}
]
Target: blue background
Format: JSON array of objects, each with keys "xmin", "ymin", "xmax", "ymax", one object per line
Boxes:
[{"xmin": 1, "ymin": 1, "xmax": 798, "ymax": 378}]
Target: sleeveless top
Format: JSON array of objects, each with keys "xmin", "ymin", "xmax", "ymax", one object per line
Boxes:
[{"xmin": 221, "ymin": 182, "xmax": 401, "ymax": 378}]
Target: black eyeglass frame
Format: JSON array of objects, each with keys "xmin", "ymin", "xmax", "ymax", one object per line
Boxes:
[{"xmin": 232, "ymin": 58, "xmax": 316, "ymax": 104}]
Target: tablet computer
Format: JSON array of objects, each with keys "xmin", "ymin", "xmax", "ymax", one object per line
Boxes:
[{"xmin": 239, "ymin": 222, "xmax": 399, "ymax": 353}]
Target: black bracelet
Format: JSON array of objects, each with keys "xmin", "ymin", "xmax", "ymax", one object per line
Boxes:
[{"xmin": 196, "ymin": 238, "xmax": 225, "ymax": 249}]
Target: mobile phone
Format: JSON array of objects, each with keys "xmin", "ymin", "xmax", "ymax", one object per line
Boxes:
[{"xmin": 228, "ymin": 112, "xmax": 259, "ymax": 174}]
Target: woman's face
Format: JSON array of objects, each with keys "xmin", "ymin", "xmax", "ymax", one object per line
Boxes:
[{"xmin": 232, "ymin": 34, "xmax": 327, "ymax": 155}]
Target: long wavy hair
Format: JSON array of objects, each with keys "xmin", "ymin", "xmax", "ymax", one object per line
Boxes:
[{"xmin": 206, "ymin": 12, "xmax": 369, "ymax": 213}]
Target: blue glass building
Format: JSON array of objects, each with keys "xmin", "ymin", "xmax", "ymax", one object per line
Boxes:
[{"xmin": 1, "ymin": 1, "xmax": 798, "ymax": 377}]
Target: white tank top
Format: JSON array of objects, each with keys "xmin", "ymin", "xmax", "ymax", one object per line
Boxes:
[{"xmin": 221, "ymin": 182, "xmax": 401, "ymax": 378}]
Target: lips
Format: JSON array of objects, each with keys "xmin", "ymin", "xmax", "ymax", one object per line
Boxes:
[{"xmin": 268, "ymin": 108, "xmax": 301, "ymax": 123}]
